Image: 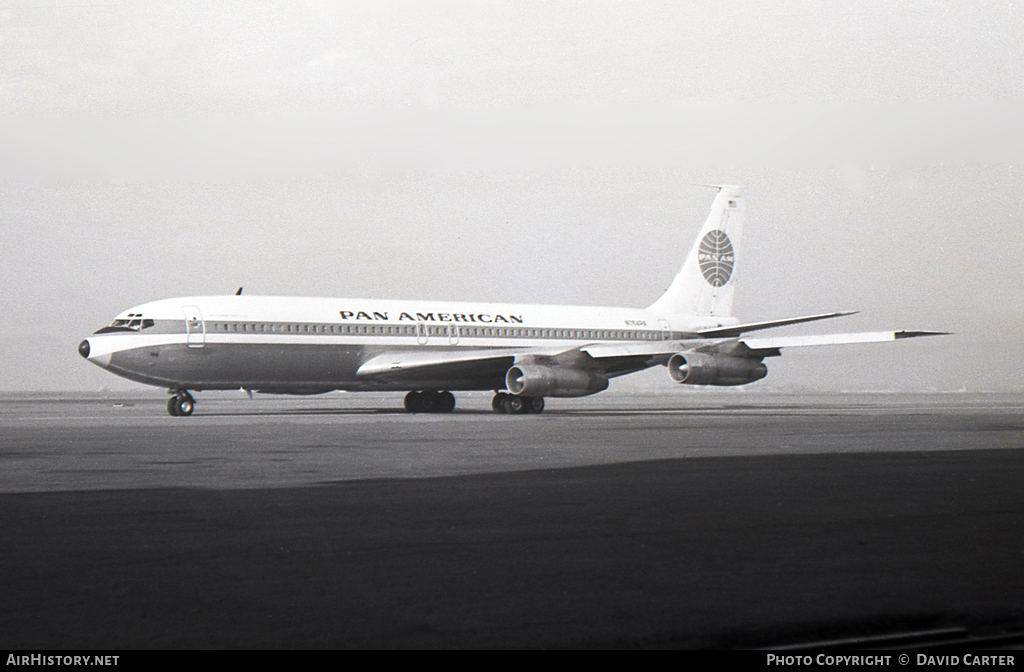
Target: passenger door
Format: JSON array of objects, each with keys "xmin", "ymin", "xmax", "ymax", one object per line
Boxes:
[{"xmin": 183, "ymin": 306, "xmax": 205, "ymax": 348}]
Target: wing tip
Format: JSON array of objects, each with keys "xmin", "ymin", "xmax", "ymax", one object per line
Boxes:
[{"xmin": 894, "ymin": 330, "xmax": 952, "ymax": 339}]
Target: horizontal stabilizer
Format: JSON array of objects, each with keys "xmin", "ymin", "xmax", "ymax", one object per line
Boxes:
[{"xmin": 697, "ymin": 311, "xmax": 858, "ymax": 338}]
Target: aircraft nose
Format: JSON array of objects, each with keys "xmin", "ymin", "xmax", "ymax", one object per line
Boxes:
[{"xmin": 78, "ymin": 339, "xmax": 111, "ymax": 367}]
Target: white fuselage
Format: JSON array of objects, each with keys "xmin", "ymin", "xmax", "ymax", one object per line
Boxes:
[{"xmin": 80, "ymin": 295, "xmax": 738, "ymax": 393}]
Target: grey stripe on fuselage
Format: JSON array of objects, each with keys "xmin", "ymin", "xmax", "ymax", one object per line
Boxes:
[{"xmin": 108, "ymin": 342, "xmax": 509, "ymax": 392}]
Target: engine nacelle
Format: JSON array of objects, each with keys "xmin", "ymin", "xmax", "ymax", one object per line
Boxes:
[
  {"xmin": 667, "ymin": 352, "xmax": 767, "ymax": 386},
  {"xmin": 506, "ymin": 364, "xmax": 609, "ymax": 398}
]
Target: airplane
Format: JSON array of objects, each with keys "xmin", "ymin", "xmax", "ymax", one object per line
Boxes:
[{"xmin": 78, "ymin": 185, "xmax": 945, "ymax": 417}]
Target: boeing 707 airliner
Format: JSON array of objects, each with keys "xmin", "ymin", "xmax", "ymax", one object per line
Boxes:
[{"xmin": 78, "ymin": 186, "xmax": 944, "ymax": 416}]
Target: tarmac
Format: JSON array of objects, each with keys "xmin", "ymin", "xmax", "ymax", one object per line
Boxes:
[{"xmin": 1, "ymin": 391, "xmax": 1023, "ymax": 648}]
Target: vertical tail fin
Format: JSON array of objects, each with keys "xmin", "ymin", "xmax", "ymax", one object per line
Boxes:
[{"xmin": 646, "ymin": 185, "xmax": 745, "ymax": 317}]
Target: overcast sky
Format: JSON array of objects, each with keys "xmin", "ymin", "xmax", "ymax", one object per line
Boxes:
[{"xmin": 1, "ymin": 1, "xmax": 1022, "ymax": 392}]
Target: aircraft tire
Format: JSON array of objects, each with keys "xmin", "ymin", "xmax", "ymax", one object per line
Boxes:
[
  {"xmin": 492, "ymin": 392, "xmax": 508, "ymax": 413},
  {"xmin": 176, "ymin": 396, "xmax": 194, "ymax": 416},
  {"xmin": 167, "ymin": 397, "xmax": 181, "ymax": 416},
  {"xmin": 507, "ymin": 396, "xmax": 527, "ymax": 414},
  {"xmin": 404, "ymin": 391, "xmax": 422, "ymax": 413},
  {"xmin": 438, "ymin": 391, "xmax": 456, "ymax": 413},
  {"xmin": 418, "ymin": 391, "xmax": 438, "ymax": 413},
  {"xmin": 526, "ymin": 396, "xmax": 545, "ymax": 414}
]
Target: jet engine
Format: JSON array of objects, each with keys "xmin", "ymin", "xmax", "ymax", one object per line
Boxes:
[
  {"xmin": 505, "ymin": 364, "xmax": 609, "ymax": 398},
  {"xmin": 667, "ymin": 352, "xmax": 767, "ymax": 386}
]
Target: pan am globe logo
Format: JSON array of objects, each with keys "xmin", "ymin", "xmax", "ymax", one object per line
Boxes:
[{"xmin": 697, "ymin": 230, "xmax": 734, "ymax": 287}]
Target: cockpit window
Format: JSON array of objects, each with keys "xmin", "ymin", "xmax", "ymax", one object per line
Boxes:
[{"xmin": 109, "ymin": 314, "xmax": 155, "ymax": 331}]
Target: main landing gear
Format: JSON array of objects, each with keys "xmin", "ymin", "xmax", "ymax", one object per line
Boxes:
[
  {"xmin": 492, "ymin": 392, "xmax": 544, "ymax": 415},
  {"xmin": 167, "ymin": 390, "xmax": 195, "ymax": 417},
  {"xmin": 404, "ymin": 390, "xmax": 456, "ymax": 413}
]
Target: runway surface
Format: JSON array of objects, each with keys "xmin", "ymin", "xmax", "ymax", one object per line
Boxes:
[{"xmin": 1, "ymin": 392, "xmax": 1023, "ymax": 648}]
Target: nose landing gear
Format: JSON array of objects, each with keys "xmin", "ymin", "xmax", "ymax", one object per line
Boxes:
[{"xmin": 167, "ymin": 390, "xmax": 195, "ymax": 416}]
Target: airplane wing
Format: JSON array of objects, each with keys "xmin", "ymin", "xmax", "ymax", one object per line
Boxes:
[
  {"xmin": 355, "ymin": 330, "xmax": 948, "ymax": 386},
  {"xmin": 356, "ymin": 349, "xmax": 517, "ymax": 383},
  {"xmin": 741, "ymin": 330, "xmax": 950, "ymax": 357},
  {"xmin": 356, "ymin": 343, "xmax": 674, "ymax": 385}
]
